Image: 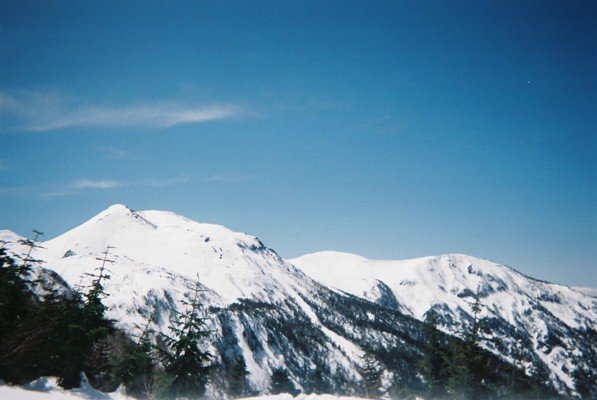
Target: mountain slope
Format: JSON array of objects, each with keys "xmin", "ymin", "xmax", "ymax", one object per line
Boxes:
[{"xmin": 290, "ymin": 251, "xmax": 597, "ymax": 394}]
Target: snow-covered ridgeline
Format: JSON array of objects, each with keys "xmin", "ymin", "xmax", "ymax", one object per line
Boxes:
[{"xmin": 289, "ymin": 251, "xmax": 597, "ymax": 393}]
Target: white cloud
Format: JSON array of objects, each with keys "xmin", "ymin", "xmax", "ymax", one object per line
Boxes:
[
  {"xmin": 1, "ymin": 174, "xmax": 248, "ymax": 198},
  {"xmin": 103, "ymin": 147, "xmax": 142, "ymax": 161},
  {"xmin": 0, "ymin": 89, "xmax": 242, "ymax": 132},
  {"xmin": 202, "ymin": 174, "xmax": 252, "ymax": 182},
  {"xmin": 71, "ymin": 179, "xmax": 122, "ymax": 189},
  {"xmin": 139, "ymin": 177, "xmax": 191, "ymax": 187}
]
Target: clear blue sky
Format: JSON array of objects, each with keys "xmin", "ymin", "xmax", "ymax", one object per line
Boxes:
[{"xmin": 1, "ymin": 1, "xmax": 596, "ymax": 287}]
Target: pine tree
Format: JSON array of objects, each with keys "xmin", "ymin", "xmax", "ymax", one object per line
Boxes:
[
  {"xmin": 1, "ymin": 239, "xmax": 116, "ymax": 389},
  {"xmin": 83, "ymin": 246, "xmax": 115, "ymax": 332},
  {"xmin": 270, "ymin": 367, "xmax": 299, "ymax": 396},
  {"xmin": 228, "ymin": 356, "xmax": 250, "ymax": 398},
  {"xmin": 0, "ymin": 247, "xmax": 31, "ymax": 335},
  {"xmin": 445, "ymin": 292, "xmax": 487, "ymax": 400},
  {"xmin": 387, "ymin": 374, "xmax": 419, "ymax": 400},
  {"xmin": 157, "ymin": 280, "xmax": 213, "ymax": 399},
  {"xmin": 0, "ymin": 232, "xmax": 41, "ymax": 334},
  {"xmin": 445, "ymin": 341, "xmax": 471, "ymax": 400},
  {"xmin": 0, "ymin": 267, "xmax": 89, "ymax": 388},
  {"xmin": 79, "ymin": 246, "xmax": 116, "ymax": 390},
  {"xmin": 420, "ymin": 313, "xmax": 449, "ymax": 398},
  {"xmin": 113, "ymin": 308, "xmax": 159, "ymax": 399},
  {"xmin": 0, "ymin": 232, "xmax": 42, "ymax": 383},
  {"xmin": 508, "ymin": 344, "xmax": 523, "ymax": 385},
  {"xmin": 54, "ymin": 288, "xmax": 91, "ymax": 389},
  {"xmin": 358, "ymin": 351, "xmax": 383, "ymax": 398},
  {"xmin": 306, "ymin": 364, "xmax": 333, "ymax": 395},
  {"xmin": 572, "ymin": 356, "xmax": 597, "ymax": 400}
]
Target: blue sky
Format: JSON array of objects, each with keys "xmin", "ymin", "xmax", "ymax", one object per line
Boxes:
[{"xmin": 1, "ymin": 1, "xmax": 596, "ymax": 287}]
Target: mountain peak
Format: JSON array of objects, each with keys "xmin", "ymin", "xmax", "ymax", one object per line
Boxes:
[
  {"xmin": 291, "ymin": 251, "xmax": 368, "ymax": 265},
  {"xmin": 92, "ymin": 203, "xmax": 133, "ymax": 220},
  {"xmin": 105, "ymin": 203, "xmax": 131, "ymax": 212}
]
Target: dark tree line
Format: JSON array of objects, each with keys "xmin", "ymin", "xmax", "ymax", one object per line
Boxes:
[
  {"xmin": 0, "ymin": 240, "xmax": 115, "ymax": 390},
  {"xmin": 0, "ymin": 241, "xmax": 216, "ymax": 400},
  {"xmin": 350, "ymin": 294, "xmax": 574, "ymax": 400},
  {"xmin": 418, "ymin": 296, "xmax": 563, "ymax": 400}
]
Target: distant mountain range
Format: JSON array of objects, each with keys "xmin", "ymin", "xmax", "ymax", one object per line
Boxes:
[{"xmin": 1, "ymin": 204, "xmax": 595, "ymax": 398}]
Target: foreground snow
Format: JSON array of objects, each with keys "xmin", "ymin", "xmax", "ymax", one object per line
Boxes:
[
  {"xmin": 0, "ymin": 377, "xmax": 128, "ymax": 400},
  {"xmin": 0, "ymin": 378, "xmax": 372, "ymax": 400},
  {"xmin": 242, "ymin": 396, "xmax": 371, "ymax": 400}
]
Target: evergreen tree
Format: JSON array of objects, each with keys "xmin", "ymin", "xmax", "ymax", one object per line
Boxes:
[
  {"xmin": 0, "ymin": 260, "xmax": 91, "ymax": 388},
  {"xmin": 358, "ymin": 351, "xmax": 383, "ymax": 398},
  {"xmin": 0, "ymin": 233, "xmax": 41, "ymax": 335},
  {"xmin": 445, "ymin": 341, "xmax": 472, "ymax": 400},
  {"xmin": 572, "ymin": 356, "xmax": 597, "ymax": 400},
  {"xmin": 157, "ymin": 281, "xmax": 213, "ymax": 399},
  {"xmin": 78, "ymin": 246, "xmax": 116, "ymax": 389},
  {"xmin": 227, "ymin": 356, "xmax": 250, "ymax": 398},
  {"xmin": 114, "ymin": 316, "xmax": 158, "ymax": 400},
  {"xmin": 270, "ymin": 367, "xmax": 299, "ymax": 396},
  {"xmin": 0, "ymin": 247, "xmax": 30, "ymax": 328},
  {"xmin": 0, "ymin": 233, "xmax": 42, "ymax": 383},
  {"xmin": 83, "ymin": 246, "xmax": 114, "ymax": 333},
  {"xmin": 386, "ymin": 374, "xmax": 420, "ymax": 400},
  {"xmin": 52, "ymin": 290, "xmax": 90, "ymax": 388},
  {"xmin": 420, "ymin": 313, "xmax": 449, "ymax": 398},
  {"xmin": 507, "ymin": 343, "xmax": 526, "ymax": 392},
  {"xmin": 445, "ymin": 293, "xmax": 487, "ymax": 400},
  {"xmin": 306, "ymin": 364, "xmax": 333, "ymax": 395}
]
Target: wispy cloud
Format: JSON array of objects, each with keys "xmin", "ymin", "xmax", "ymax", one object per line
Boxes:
[
  {"xmin": 102, "ymin": 147, "xmax": 143, "ymax": 161},
  {"xmin": 71, "ymin": 179, "xmax": 123, "ymax": 189},
  {"xmin": 67, "ymin": 177, "xmax": 193, "ymax": 192},
  {"xmin": 0, "ymin": 89, "xmax": 243, "ymax": 132},
  {"xmin": 201, "ymin": 174, "xmax": 252, "ymax": 183},
  {"xmin": 40, "ymin": 177, "xmax": 190, "ymax": 197},
  {"xmin": 1, "ymin": 174, "xmax": 252, "ymax": 198},
  {"xmin": 138, "ymin": 177, "xmax": 191, "ymax": 187}
]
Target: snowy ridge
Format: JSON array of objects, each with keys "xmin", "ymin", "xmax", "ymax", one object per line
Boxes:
[
  {"xmin": 39, "ymin": 204, "xmax": 296, "ymax": 305},
  {"xmin": 290, "ymin": 251, "xmax": 597, "ymax": 393}
]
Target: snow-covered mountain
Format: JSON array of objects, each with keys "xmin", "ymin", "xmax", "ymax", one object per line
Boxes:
[
  {"xmin": 0, "ymin": 205, "xmax": 425, "ymax": 395},
  {"xmin": 1, "ymin": 204, "xmax": 594, "ymax": 397},
  {"xmin": 290, "ymin": 252, "xmax": 597, "ymax": 394}
]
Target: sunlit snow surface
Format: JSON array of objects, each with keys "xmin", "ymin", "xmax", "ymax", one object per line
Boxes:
[
  {"xmin": 0, "ymin": 377, "xmax": 129, "ymax": 400},
  {"xmin": 290, "ymin": 251, "xmax": 596, "ymax": 328},
  {"xmin": 1, "ymin": 204, "xmax": 312, "ymax": 325},
  {"xmin": 0, "ymin": 379, "xmax": 378, "ymax": 400}
]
